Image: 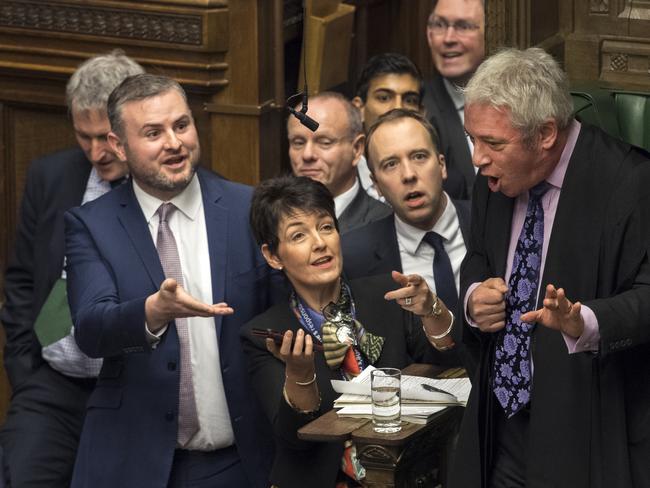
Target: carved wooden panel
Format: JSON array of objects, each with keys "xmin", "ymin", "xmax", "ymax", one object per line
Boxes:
[
  {"xmin": 567, "ymin": 0, "xmax": 650, "ymax": 89},
  {"xmin": 0, "ymin": 1, "xmax": 204, "ymax": 45}
]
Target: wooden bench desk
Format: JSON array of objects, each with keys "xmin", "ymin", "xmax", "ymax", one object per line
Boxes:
[{"xmin": 298, "ymin": 364, "xmax": 466, "ymax": 488}]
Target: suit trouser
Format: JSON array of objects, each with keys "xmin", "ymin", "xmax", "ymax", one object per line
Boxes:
[
  {"xmin": 489, "ymin": 405, "xmax": 530, "ymax": 488},
  {"xmin": 168, "ymin": 445, "xmax": 248, "ymax": 488},
  {"xmin": 0, "ymin": 363, "xmax": 94, "ymax": 488}
]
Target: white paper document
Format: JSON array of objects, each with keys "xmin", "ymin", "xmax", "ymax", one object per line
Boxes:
[{"xmin": 331, "ymin": 365, "xmax": 471, "ymax": 406}]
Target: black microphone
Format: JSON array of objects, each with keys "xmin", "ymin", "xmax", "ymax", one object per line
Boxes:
[{"xmin": 288, "ymin": 106, "xmax": 319, "ymax": 132}]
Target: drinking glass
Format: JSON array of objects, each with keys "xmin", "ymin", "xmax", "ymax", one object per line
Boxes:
[{"xmin": 371, "ymin": 368, "xmax": 401, "ymax": 433}]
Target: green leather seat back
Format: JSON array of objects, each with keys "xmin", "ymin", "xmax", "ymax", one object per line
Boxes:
[
  {"xmin": 571, "ymin": 87, "xmax": 621, "ymax": 140},
  {"xmin": 614, "ymin": 93, "xmax": 650, "ymax": 151},
  {"xmin": 570, "ymin": 85, "xmax": 650, "ymax": 152}
]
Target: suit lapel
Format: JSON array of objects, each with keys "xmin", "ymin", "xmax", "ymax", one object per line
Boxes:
[
  {"xmin": 430, "ymin": 75, "xmax": 475, "ymax": 189},
  {"xmin": 487, "ymin": 192, "xmax": 514, "ymax": 278},
  {"xmin": 338, "ymin": 186, "xmax": 369, "ymax": 233},
  {"xmin": 117, "ymin": 183, "xmax": 165, "ymax": 290},
  {"xmin": 452, "ymin": 198, "xmax": 471, "ymax": 245},
  {"xmin": 371, "ymin": 216, "xmax": 403, "ymax": 274},
  {"xmin": 199, "ymin": 170, "xmax": 228, "ymax": 340},
  {"xmin": 542, "ymin": 126, "xmax": 603, "ymax": 300}
]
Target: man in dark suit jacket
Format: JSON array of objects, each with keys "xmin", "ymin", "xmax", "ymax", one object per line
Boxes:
[
  {"xmin": 0, "ymin": 51, "xmax": 143, "ymax": 487},
  {"xmin": 456, "ymin": 48, "xmax": 650, "ymax": 488},
  {"xmin": 288, "ymin": 91, "xmax": 391, "ymax": 233},
  {"xmin": 422, "ymin": 0, "xmax": 486, "ymax": 197},
  {"xmin": 342, "ymin": 109, "xmax": 474, "ymax": 373},
  {"xmin": 65, "ymin": 74, "xmax": 274, "ymax": 487}
]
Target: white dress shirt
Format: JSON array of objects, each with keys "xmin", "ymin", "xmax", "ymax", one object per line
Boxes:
[
  {"xmin": 134, "ymin": 173, "xmax": 235, "ymax": 451},
  {"xmin": 356, "ymin": 155, "xmax": 385, "ymax": 201},
  {"xmin": 395, "ymin": 192, "xmax": 466, "ymax": 294},
  {"xmin": 334, "ymin": 177, "xmax": 360, "ymax": 218}
]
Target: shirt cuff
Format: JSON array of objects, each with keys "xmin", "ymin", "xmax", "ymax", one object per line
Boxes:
[
  {"xmin": 562, "ymin": 305, "xmax": 599, "ymax": 353},
  {"xmin": 464, "ymin": 282, "xmax": 482, "ymax": 328},
  {"xmin": 145, "ymin": 322, "xmax": 168, "ymax": 348}
]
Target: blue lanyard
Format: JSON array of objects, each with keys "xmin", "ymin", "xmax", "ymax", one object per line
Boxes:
[{"xmin": 292, "ymin": 287, "xmax": 367, "ymax": 375}]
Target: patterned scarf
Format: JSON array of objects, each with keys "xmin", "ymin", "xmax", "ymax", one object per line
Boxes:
[{"xmin": 291, "ymin": 280, "xmax": 385, "ymax": 373}]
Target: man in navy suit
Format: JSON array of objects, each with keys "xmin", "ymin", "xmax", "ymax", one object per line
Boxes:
[
  {"xmin": 65, "ymin": 74, "xmax": 274, "ymax": 487},
  {"xmin": 341, "ymin": 109, "xmax": 473, "ymax": 372},
  {"xmin": 0, "ymin": 50, "xmax": 143, "ymax": 487}
]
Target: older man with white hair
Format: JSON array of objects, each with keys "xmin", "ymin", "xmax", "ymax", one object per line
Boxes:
[
  {"xmin": 0, "ymin": 50, "xmax": 144, "ymax": 487},
  {"xmin": 454, "ymin": 47, "xmax": 650, "ymax": 488}
]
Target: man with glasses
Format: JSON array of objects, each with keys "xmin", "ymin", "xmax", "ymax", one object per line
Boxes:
[
  {"xmin": 288, "ymin": 91, "xmax": 390, "ymax": 233},
  {"xmin": 423, "ymin": 0, "xmax": 485, "ymax": 197}
]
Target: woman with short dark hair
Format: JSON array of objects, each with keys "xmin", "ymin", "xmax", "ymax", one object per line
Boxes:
[{"xmin": 241, "ymin": 176, "xmax": 458, "ymax": 488}]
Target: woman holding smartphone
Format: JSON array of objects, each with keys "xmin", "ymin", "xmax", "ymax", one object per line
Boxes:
[{"xmin": 241, "ymin": 176, "xmax": 458, "ymax": 488}]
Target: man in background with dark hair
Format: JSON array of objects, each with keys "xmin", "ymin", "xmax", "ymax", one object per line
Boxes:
[
  {"xmin": 0, "ymin": 50, "xmax": 144, "ymax": 487},
  {"xmin": 353, "ymin": 52, "xmax": 467, "ymax": 200},
  {"xmin": 423, "ymin": 0, "xmax": 485, "ymax": 197}
]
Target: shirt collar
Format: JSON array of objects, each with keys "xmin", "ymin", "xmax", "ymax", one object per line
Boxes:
[
  {"xmin": 546, "ymin": 119, "xmax": 581, "ymax": 191},
  {"xmin": 133, "ymin": 172, "xmax": 202, "ymax": 224},
  {"xmin": 395, "ymin": 191, "xmax": 455, "ymax": 254},
  {"xmin": 334, "ymin": 178, "xmax": 359, "ymax": 218},
  {"xmin": 443, "ymin": 78, "xmax": 465, "ymax": 111}
]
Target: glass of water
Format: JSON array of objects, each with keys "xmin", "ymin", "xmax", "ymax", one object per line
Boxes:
[{"xmin": 371, "ymin": 368, "xmax": 401, "ymax": 433}]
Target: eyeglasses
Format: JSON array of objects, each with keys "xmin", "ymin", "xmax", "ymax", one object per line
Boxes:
[{"xmin": 428, "ymin": 18, "xmax": 481, "ymax": 37}]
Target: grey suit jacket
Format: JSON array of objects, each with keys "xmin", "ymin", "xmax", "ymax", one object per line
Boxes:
[{"xmin": 338, "ymin": 184, "xmax": 391, "ymax": 234}]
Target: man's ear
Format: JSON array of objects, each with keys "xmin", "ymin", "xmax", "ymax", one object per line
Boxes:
[
  {"xmin": 438, "ymin": 153, "xmax": 448, "ymax": 181},
  {"xmin": 352, "ymin": 96, "xmax": 365, "ymax": 124},
  {"xmin": 261, "ymin": 243, "xmax": 283, "ymax": 270},
  {"xmin": 351, "ymin": 133, "xmax": 365, "ymax": 167},
  {"xmin": 107, "ymin": 131, "xmax": 127, "ymax": 162},
  {"xmin": 368, "ymin": 165, "xmax": 384, "ymax": 198},
  {"xmin": 538, "ymin": 119, "xmax": 559, "ymax": 150}
]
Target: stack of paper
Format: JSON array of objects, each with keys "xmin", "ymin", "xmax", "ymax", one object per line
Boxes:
[{"xmin": 332, "ymin": 366, "xmax": 471, "ymax": 425}]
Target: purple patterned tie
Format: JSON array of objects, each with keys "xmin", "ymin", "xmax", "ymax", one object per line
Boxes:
[
  {"xmin": 156, "ymin": 203, "xmax": 200, "ymax": 445},
  {"xmin": 493, "ymin": 182, "xmax": 549, "ymax": 418}
]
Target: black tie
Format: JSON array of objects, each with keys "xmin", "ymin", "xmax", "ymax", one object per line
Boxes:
[{"xmin": 422, "ymin": 232, "xmax": 458, "ymax": 312}]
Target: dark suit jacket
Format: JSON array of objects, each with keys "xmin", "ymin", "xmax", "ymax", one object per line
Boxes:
[
  {"xmin": 1, "ymin": 147, "xmax": 91, "ymax": 388},
  {"xmin": 453, "ymin": 124, "xmax": 650, "ymax": 488},
  {"xmin": 423, "ymin": 74, "xmax": 475, "ymax": 198},
  {"xmin": 338, "ymin": 185, "xmax": 391, "ymax": 234},
  {"xmin": 340, "ymin": 199, "xmax": 470, "ymax": 279},
  {"xmin": 65, "ymin": 167, "xmax": 275, "ymax": 488},
  {"xmin": 240, "ymin": 274, "xmax": 454, "ymax": 488},
  {"xmin": 340, "ymin": 199, "xmax": 474, "ymax": 375}
]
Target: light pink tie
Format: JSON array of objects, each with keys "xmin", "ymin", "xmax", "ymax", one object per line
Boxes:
[{"xmin": 156, "ymin": 203, "xmax": 199, "ymax": 446}]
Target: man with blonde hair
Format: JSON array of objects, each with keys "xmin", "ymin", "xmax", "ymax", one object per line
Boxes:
[
  {"xmin": 456, "ymin": 47, "xmax": 650, "ymax": 488},
  {"xmin": 0, "ymin": 50, "xmax": 144, "ymax": 487}
]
